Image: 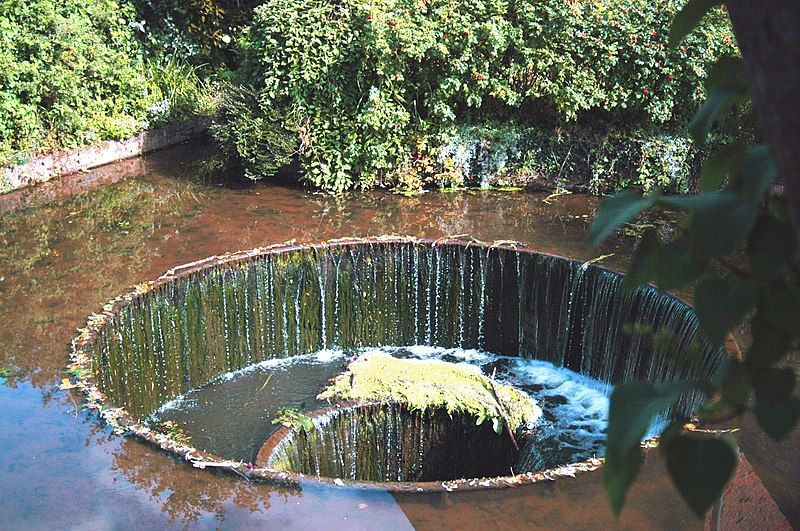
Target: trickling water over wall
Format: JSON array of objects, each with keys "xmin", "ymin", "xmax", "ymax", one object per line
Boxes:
[
  {"xmin": 261, "ymin": 403, "xmax": 519, "ymax": 482},
  {"xmin": 92, "ymin": 240, "xmax": 728, "ymax": 421}
]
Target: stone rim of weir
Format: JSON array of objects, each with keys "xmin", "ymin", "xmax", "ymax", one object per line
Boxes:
[{"xmin": 67, "ymin": 235, "xmax": 738, "ymax": 492}]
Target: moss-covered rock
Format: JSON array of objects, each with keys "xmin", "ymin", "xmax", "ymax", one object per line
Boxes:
[{"xmin": 317, "ymin": 352, "xmax": 541, "ymax": 433}]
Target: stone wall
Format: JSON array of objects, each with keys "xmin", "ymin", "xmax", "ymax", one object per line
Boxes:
[{"xmin": 1, "ymin": 117, "xmax": 212, "ymax": 194}]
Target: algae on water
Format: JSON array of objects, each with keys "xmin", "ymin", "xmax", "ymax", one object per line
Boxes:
[{"xmin": 317, "ymin": 352, "xmax": 542, "ymax": 433}]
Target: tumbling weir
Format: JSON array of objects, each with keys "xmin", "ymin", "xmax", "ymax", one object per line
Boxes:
[{"xmin": 68, "ymin": 236, "xmax": 731, "ymax": 491}]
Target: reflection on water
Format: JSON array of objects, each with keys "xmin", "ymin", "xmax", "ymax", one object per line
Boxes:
[{"xmin": 0, "ymin": 142, "xmax": 727, "ymax": 527}]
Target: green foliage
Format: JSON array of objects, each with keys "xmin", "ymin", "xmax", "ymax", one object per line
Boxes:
[
  {"xmin": 663, "ymin": 434, "xmax": 737, "ymax": 517},
  {"xmin": 215, "ymin": 0, "xmax": 735, "ymax": 191},
  {"xmin": 209, "ymin": 85, "xmax": 297, "ymax": 180},
  {"xmin": 145, "ymin": 56, "xmax": 220, "ymax": 128},
  {"xmin": 603, "ymin": 381, "xmax": 710, "ymax": 513},
  {"xmin": 273, "ymin": 405, "xmax": 314, "ymax": 433},
  {"xmin": 126, "ymin": 0, "xmax": 257, "ymax": 67},
  {"xmin": 592, "ymin": 0, "xmax": 800, "ymax": 517},
  {"xmin": 0, "ymin": 0, "xmax": 150, "ymax": 165},
  {"xmin": 0, "ymin": 1, "xmax": 217, "ymax": 168}
]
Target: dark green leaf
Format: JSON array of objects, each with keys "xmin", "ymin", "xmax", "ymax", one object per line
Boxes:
[
  {"xmin": 747, "ymin": 214, "xmax": 798, "ymax": 277},
  {"xmin": 604, "ymin": 381, "xmax": 710, "ymax": 514},
  {"xmin": 720, "ymin": 361, "xmax": 750, "ymax": 406},
  {"xmin": 754, "ymin": 397, "xmax": 800, "ymax": 441},
  {"xmin": 604, "ymin": 445, "xmax": 644, "ymax": 515},
  {"xmin": 751, "ymin": 367, "xmax": 796, "ymax": 401},
  {"xmin": 689, "ymin": 192, "xmax": 758, "ymax": 260},
  {"xmin": 657, "ymin": 192, "xmax": 729, "ymax": 212},
  {"xmin": 748, "ymin": 312, "xmax": 793, "ymax": 366},
  {"xmin": 693, "ymin": 276, "xmax": 758, "ymax": 345},
  {"xmin": 589, "ymin": 190, "xmax": 657, "ymax": 247},
  {"xmin": 689, "ymin": 87, "xmax": 747, "ymax": 144},
  {"xmin": 654, "ymin": 238, "xmax": 706, "ymax": 291},
  {"xmin": 622, "ymin": 227, "xmax": 661, "ymax": 291},
  {"xmin": 689, "ymin": 57, "xmax": 748, "ymax": 144},
  {"xmin": 668, "ymin": 0, "xmax": 723, "ymax": 48},
  {"xmin": 700, "ymin": 142, "xmax": 745, "ymax": 191},
  {"xmin": 663, "ymin": 434, "xmax": 737, "ymax": 517},
  {"xmin": 730, "ymin": 145, "xmax": 779, "ymax": 201},
  {"xmin": 757, "ymin": 284, "xmax": 800, "ymax": 336},
  {"xmin": 705, "ymin": 56, "xmax": 748, "ymax": 92}
]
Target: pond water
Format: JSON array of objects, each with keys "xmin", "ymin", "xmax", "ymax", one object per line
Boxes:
[{"xmin": 0, "ymin": 140, "xmax": 795, "ymax": 528}]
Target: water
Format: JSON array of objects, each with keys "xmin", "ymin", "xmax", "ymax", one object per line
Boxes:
[{"xmin": 0, "ymin": 141, "xmax": 793, "ymax": 528}]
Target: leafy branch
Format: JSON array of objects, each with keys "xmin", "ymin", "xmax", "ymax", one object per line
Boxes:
[{"xmin": 591, "ymin": 0, "xmax": 800, "ymax": 518}]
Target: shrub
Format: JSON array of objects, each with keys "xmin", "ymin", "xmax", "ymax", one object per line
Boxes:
[
  {"xmin": 127, "ymin": 0, "xmax": 259, "ymax": 67},
  {"xmin": 0, "ymin": 0, "xmax": 151, "ymax": 165},
  {"xmin": 0, "ymin": 0, "xmax": 221, "ymax": 168},
  {"xmin": 216, "ymin": 0, "xmax": 736, "ymax": 191}
]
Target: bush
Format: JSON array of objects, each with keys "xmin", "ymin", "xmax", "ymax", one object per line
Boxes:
[
  {"xmin": 127, "ymin": 0, "xmax": 259, "ymax": 67},
  {"xmin": 0, "ymin": 1, "xmax": 151, "ymax": 164},
  {"xmin": 0, "ymin": 0, "xmax": 222, "ymax": 168},
  {"xmin": 216, "ymin": 0, "xmax": 736, "ymax": 191}
]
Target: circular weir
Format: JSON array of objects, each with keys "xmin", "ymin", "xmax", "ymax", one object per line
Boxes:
[{"xmin": 70, "ymin": 236, "xmax": 730, "ymax": 491}]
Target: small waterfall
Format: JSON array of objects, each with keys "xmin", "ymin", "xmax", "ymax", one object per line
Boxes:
[
  {"xmin": 92, "ymin": 241, "xmax": 727, "ymax": 423},
  {"xmin": 262, "ymin": 403, "xmax": 518, "ymax": 482}
]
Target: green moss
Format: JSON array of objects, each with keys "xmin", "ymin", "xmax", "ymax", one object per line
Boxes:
[{"xmin": 317, "ymin": 353, "xmax": 541, "ymax": 433}]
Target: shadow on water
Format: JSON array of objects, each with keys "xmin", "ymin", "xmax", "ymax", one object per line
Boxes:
[{"xmin": 0, "ymin": 142, "xmax": 796, "ymax": 527}]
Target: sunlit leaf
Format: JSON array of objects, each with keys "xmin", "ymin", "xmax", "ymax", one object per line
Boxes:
[
  {"xmin": 663, "ymin": 434, "xmax": 737, "ymax": 517},
  {"xmin": 604, "ymin": 380, "xmax": 710, "ymax": 514},
  {"xmin": 693, "ymin": 276, "xmax": 758, "ymax": 345},
  {"xmin": 668, "ymin": 0, "xmax": 723, "ymax": 48},
  {"xmin": 754, "ymin": 398, "xmax": 800, "ymax": 441},
  {"xmin": 589, "ymin": 190, "xmax": 657, "ymax": 247}
]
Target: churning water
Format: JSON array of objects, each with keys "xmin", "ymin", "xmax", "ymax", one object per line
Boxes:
[{"xmin": 151, "ymin": 345, "xmax": 664, "ymax": 473}]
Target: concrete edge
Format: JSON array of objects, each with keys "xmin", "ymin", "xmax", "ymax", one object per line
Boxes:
[{"xmin": 1, "ymin": 116, "xmax": 213, "ymax": 194}]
